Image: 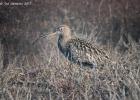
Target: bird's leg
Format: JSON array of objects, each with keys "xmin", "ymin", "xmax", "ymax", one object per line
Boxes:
[
  {"xmin": 67, "ymin": 61, "xmax": 73, "ymax": 80},
  {"xmin": 91, "ymin": 63, "xmax": 98, "ymax": 85},
  {"xmin": 77, "ymin": 62, "xmax": 84, "ymax": 83}
]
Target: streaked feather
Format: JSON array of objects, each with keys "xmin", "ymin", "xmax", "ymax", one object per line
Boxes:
[
  {"xmin": 64, "ymin": 38, "xmax": 109, "ymax": 68},
  {"xmin": 55, "ymin": 25, "xmax": 110, "ymax": 68}
]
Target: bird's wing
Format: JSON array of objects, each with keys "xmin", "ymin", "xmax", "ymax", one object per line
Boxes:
[
  {"xmin": 66, "ymin": 39, "xmax": 97, "ymax": 65},
  {"xmin": 91, "ymin": 45, "xmax": 110, "ymax": 64},
  {"xmin": 66, "ymin": 38, "xmax": 110, "ymax": 65}
]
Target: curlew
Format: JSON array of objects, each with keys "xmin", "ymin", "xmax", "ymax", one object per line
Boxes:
[{"xmin": 34, "ymin": 25, "xmax": 110, "ymax": 68}]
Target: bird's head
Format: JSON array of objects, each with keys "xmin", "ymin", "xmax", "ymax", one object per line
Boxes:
[
  {"xmin": 55, "ymin": 25, "xmax": 71, "ymax": 36},
  {"xmin": 32, "ymin": 25, "xmax": 72, "ymax": 45},
  {"xmin": 54, "ymin": 25, "xmax": 72, "ymax": 41},
  {"xmin": 46, "ymin": 25, "xmax": 72, "ymax": 38}
]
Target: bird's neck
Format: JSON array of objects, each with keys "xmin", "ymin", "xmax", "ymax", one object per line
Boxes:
[
  {"xmin": 58, "ymin": 34, "xmax": 71, "ymax": 46},
  {"xmin": 58, "ymin": 35, "xmax": 66, "ymax": 53}
]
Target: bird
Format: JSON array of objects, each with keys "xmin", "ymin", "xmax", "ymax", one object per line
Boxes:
[{"xmin": 35, "ymin": 25, "xmax": 110, "ymax": 68}]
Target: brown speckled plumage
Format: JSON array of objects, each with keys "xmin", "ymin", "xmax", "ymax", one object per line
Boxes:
[{"xmin": 55, "ymin": 25, "xmax": 110, "ymax": 68}]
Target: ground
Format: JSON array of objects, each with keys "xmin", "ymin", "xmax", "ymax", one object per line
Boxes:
[{"xmin": 0, "ymin": 0, "xmax": 140, "ymax": 100}]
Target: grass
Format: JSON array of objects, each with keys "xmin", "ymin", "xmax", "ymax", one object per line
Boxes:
[
  {"xmin": 0, "ymin": 0, "xmax": 140, "ymax": 99},
  {"xmin": 0, "ymin": 33, "xmax": 140, "ymax": 100}
]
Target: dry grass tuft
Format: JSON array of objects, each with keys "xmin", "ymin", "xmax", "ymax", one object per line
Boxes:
[
  {"xmin": 0, "ymin": 34, "xmax": 140, "ymax": 100},
  {"xmin": 0, "ymin": 1, "xmax": 139, "ymax": 99}
]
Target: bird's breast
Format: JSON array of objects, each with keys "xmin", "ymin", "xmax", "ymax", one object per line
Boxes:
[{"xmin": 57, "ymin": 37, "xmax": 69, "ymax": 57}]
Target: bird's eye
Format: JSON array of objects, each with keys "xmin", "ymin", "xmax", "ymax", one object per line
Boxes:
[{"xmin": 59, "ymin": 27, "xmax": 63, "ymax": 31}]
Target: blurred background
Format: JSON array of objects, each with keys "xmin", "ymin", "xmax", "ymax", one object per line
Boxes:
[
  {"xmin": 0, "ymin": 0, "xmax": 140, "ymax": 68},
  {"xmin": 0, "ymin": 0, "xmax": 140, "ymax": 99}
]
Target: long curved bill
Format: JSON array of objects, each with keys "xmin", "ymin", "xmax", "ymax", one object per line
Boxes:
[
  {"xmin": 32, "ymin": 32, "xmax": 57, "ymax": 45},
  {"xmin": 47, "ymin": 32, "xmax": 57, "ymax": 37}
]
